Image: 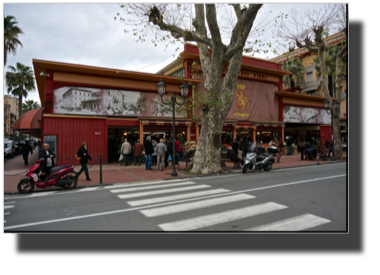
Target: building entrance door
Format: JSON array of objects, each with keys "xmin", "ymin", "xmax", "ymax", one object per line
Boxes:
[{"xmin": 107, "ymin": 126, "xmax": 139, "ymax": 163}]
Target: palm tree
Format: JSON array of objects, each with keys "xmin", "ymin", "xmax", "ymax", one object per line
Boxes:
[
  {"xmin": 5, "ymin": 62, "xmax": 36, "ymax": 117},
  {"xmin": 4, "ymin": 15, "xmax": 24, "ymax": 66},
  {"xmin": 315, "ymin": 44, "xmax": 340, "ymax": 97},
  {"xmin": 22, "ymin": 100, "xmax": 41, "ymax": 114},
  {"xmin": 282, "ymin": 56, "xmax": 305, "ymax": 92}
]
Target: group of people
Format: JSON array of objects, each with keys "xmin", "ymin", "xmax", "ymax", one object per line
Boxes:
[
  {"xmin": 20, "ymin": 139, "xmax": 42, "ymax": 165},
  {"xmin": 119, "ymin": 136, "xmax": 183, "ymax": 172}
]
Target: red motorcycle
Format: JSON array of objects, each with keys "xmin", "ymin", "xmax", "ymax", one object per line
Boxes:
[{"xmin": 17, "ymin": 158, "xmax": 78, "ymax": 194}]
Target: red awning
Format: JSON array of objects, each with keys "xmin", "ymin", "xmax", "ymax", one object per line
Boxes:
[{"xmin": 12, "ymin": 108, "xmax": 43, "ymax": 136}]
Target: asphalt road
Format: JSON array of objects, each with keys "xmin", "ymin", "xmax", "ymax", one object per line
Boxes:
[{"xmin": 4, "ymin": 162, "xmax": 347, "ymax": 232}]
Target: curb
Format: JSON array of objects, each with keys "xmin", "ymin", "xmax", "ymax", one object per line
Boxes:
[{"xmin": 4, "ymin": 161, "xmax": 346, "ymax": 195}]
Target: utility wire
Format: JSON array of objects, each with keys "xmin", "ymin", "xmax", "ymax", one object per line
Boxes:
[{"xmin": 135, "ymin": 54, "xmax": 176, "ymax": 71}]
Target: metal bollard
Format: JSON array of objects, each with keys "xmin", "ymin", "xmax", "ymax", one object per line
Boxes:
[{"xmin": 99, "ymin": 155, "xmax": 103, "ymax": 184}]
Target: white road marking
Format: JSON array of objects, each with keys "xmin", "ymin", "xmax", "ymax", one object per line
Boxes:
[
  {"xmin": 158, "ymin": 202, "xmax": 288, "ymax": 231},
  {"xmin": 271, "ymin": 163, "xmax": 346, "ymax": 172},
  {"xmin": 140, "ymin": 194, "xmax": 256, "ymax": 217},
  {"xmin": 102, "ymin": 179, "xmax": 190, "ymax": 189},
  {"xmin": 4, "ymin": 201, "xmax": 15, "ymax": 204},
  {"xmin": 4, "ymin": 213, "xmax": 10, "ymax": 215},
  {"xmin": 4, "ymin": 205, "xmax": 15, "ymax": 209},
  {"xmin": 4, "ymin": 174, "xmax": 345, "ymax": 230},
  {"xmin": 245, "ymin": 214, "xmax": 331, "ymax": 231},
  {"xmin": 128, "ymin": 189, "xmax": 230, "ymax": 207},
  {"xmin": 75, "ymin": 187, "xmax": 101, "ymax": 192},
  {"xmin": 117, "ymin": 185, "xmax": 210, "ymax": 199},
  {"xmin": 110, "ymin": 182, "xmax": 195, "ymax": 193}
]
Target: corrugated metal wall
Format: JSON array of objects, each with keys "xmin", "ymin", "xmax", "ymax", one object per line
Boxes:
[
  {"xmin": 320, "ymin": 125, "xmax": 332, "ymax": 146},
  {"xmin": 43, "ymin": 117, "xmax": 107, "ymax": 166}
]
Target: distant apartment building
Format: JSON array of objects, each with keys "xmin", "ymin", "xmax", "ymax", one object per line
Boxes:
[{"xmin": 4, "ymin": 95, "xmax": 20, "ymax": 136}]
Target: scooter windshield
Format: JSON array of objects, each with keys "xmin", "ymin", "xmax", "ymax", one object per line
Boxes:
[{"xmin": 248, "ymin": 142, "xmax": 257, "ymax": 153}]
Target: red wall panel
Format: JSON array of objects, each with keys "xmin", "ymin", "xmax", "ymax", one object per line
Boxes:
[
  {"xmin": 43, "ymin": 117, "xmax": 107, "ymax": 166},
  {"xmin": 320, "ymin": 125, "xmax": 332, "ymax": 146}
]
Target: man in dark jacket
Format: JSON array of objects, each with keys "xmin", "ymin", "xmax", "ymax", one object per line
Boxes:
[
  {"xmin": 286, "ymin": 137, "xmax": 293, "ymax": 155},
  {"xmin": 21, "ymin": 141, "xmax": 33, "ymax": 165},
  {"xmin": 75, "ymin": 142, "xmax": 92, "ymax": 181},
  {"xmin": 240, "ymin": 137, "xmax": 249, "ymax": 160},
  {"xmin": 144, "ymin": 136, "xmax": 154, "ymax": 170},
  {"xmin": 232, "ymin": 138, "xmax": 239, "ymax": 156},
  {"xmin": 38, "ymin": 143, "xmax": 55, "ymax": 175}
]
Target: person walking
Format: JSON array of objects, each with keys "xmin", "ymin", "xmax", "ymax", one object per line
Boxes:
[
  {"xmin": 240, "ymin": 137, "xmax": 249, "ymax": 160},
  {"xmin": 299, "ymin": 139, "xmax": 306, "ymax": 160},
  {"xmin": 155, "ymin": 138, "xmax": 167, "ymax": 172},
  {"xmin": 144, "ymin": 136, "xmax": 154, "ymax": 170},
  {"xmin": 166, "ymin": 137, "xmax": 174, "ymax": 168},
  {"xmin": 152, "ymin": 139, "xmax": 158, "ymax": 167},
  {"xmin": 133, "ymin": 139, "xmax": 143, "ymax": 166},
  {"xmin": 232, "ymin": 138, "xmax": 239, "ymax": 156},
  {"xmin": 175, "ymin": 138, "xmax": 181, "ymax": 169},
  {"xmin": 129, "ymin": 140, "xmax": 135, "ymax": 165},
  {"xmin": 164, "ymin": 138, "xmax": 169, "ymax": 168},
  {"xmin": 38, "ymin": 143, "xmax": 55, "ymax": 175},
  {"xmin": 37, "ymin": 140, "xmax": 41, "ymax": 150},
  {"xmin": 21, "ymin": 141, "xmax": 33, "ymax": 165},
  {"xmin": 75, "ymin": 142, "xmax": 92, "ymax": 181},
  {"xmin": 120, "ymin": 138, "xmax": 132, "ymax": 166},
  {"xmin": 179, "ymin": 134, "xmax": 185, "ymax": 161},
  {"xmin": 286, "ymin": 137, "xmax": 293, "ymax": 156}
]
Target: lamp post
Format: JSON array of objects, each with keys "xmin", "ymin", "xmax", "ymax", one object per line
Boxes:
[
  {"xmin": 324, "ymin": 99, "xmax": 340, "ymax": 162},
  {"xmin": 156, "ymin": 79, "xmax": 189, "ymax": 176}
]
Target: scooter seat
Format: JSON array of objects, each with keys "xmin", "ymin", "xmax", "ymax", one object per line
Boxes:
[{"xmin": 49, "ymin": 165, "xmax": 72, "ymax": 174}]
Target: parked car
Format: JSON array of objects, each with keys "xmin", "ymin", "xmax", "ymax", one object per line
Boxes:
[
  {"xmin": 14, "ymin": 141, "xmax": 21, "ymax": 155},
  {"xmin": 4, "ymin": 139, "xmax": 15, "ymax": 159}
]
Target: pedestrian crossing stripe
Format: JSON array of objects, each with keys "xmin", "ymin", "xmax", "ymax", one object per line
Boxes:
[
  {"xmin": 127, "ymin": 189, "xmax": 230, "ymax": 207},
  {"xmin": 158, "ymin": 202, "xmax": 288, "ymax": 231},
  {"xmin": 110, "ymin": 181, "xmax": 196, "ymax": 193},
  {"xmin": 140, "ymin": 194, "xmax": 256, "ymax": 217},
  {"xmin": 245, "ymin": 214, "xmax": 331, "ymax": 231},
  {"xmin": 4, "ymin": 205, "xmax": 15, "ymax": 209},
  {"xmin": 117, "ymin": 185, "xmax": 210, "ymax": 200}
]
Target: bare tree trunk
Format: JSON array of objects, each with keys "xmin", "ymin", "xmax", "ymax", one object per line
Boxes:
[{"xmin": 332, "ymin": 46, "xmax": 346, "ymax": 159}]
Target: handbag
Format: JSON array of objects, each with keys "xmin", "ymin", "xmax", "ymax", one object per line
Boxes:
[
  {"xmin": 168, "ymin": 154, "xmax": 172, "ymax": 161},
  {"xmin": 75, "ymin": 148, "xmax": 85, "ymax": 161},
  {"xmin": 119, "ymin": 154, "xmax": 124, "ymax": 161}
]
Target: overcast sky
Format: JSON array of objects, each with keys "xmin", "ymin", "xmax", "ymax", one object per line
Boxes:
[{"xmin": 3, "ymin": 3, "xmax": 334, "ymax": 106}]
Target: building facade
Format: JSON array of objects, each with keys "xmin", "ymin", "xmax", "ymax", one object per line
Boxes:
[
  {"xmin": 270, "ymin": 32, "xmax": 347, "ymax": 144},
  {"xmin": 33, "ymin": 43, "xmax": 294, "ymax": 165}
]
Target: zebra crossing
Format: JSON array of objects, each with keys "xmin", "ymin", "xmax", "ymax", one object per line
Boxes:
[
  {"xmin": 4, "ymin": 201, "xmax": 16, "ymax": 224},
  {"xmin": 109, "ymin": 180, "xmax": 332, "ymax": 231}
]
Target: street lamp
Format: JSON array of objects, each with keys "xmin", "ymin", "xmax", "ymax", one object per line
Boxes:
[
  {"xmin": 323, "ymin": 99, "xmax": 340, "ymax": 162},
  {"xmin": 157, "ymin": 79, "xmax": 189, "ymax": 176}
]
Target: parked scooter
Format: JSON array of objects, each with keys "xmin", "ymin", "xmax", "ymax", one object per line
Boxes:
[
  {"xmin": 242, "ymin": 142, "xmax": 274, "ymax": 174},
  {"xmin": 17, "ymin": 158, "xmax": 77, "ymax": 194}
]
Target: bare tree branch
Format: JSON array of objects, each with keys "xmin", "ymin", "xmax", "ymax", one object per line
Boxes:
[{"xmin": 205, "ymin": 4, "xmax": 223, "ymax": 50}]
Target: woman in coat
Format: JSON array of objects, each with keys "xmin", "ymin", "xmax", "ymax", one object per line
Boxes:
[
  {"xmin": 152, "ymin": 139, "xmax": 157, "ymax": 166},
  {"xmin": 75, "ymin": 142, "xmax": 92, "ymax": 181}
]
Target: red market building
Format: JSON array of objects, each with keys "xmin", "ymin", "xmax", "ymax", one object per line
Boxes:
[{"xmin": 31, "ymin": 43, "xmax": 332, "ymax": 166}]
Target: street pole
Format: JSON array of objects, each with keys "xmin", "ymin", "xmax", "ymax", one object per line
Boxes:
[
  {"xmin": 99, "ymin": 155, "xmax": 103, "ymax": 184},
  {"xmin": 171, "ymin": 96, "xmax": 177, "ymax": 177},
  {"xmin": 331, "ymin": 109, "xmax": 336, "ymax": 163},
  {"xmin": 156, "ymin": 79, "xmax": 188, "ymax": 177}
]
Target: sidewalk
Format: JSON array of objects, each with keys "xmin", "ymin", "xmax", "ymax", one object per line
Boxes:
[{"xmin": 3, "ymin": 151, "xmax": 346, "ymax": 194}]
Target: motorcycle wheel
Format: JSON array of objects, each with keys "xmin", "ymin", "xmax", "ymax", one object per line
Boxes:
[
  {"xmin": 62, "ymin": 175, "xmax": 78, "ymax": 190},
  {"xmin": 17, "ymin": 178, "xmax": 35, "ymax": 194},
  {"xmin": 264, "ymin": 162, "xmax": 272, "ymax": 171},
  {"xmin": 242, "ymin": 164, "xmax": 248, "ymax": 174}
]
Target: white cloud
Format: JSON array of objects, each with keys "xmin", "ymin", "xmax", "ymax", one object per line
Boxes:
[{"xmin": 3, "ymin": 3, "xmax": 331, "ymax": 106}]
